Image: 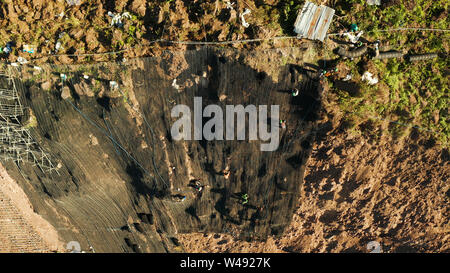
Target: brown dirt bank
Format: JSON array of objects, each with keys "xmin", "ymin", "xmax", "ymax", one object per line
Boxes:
[
  {"xmin": 0, "ymin": 163, "xmax": 64, "ymax": 252},
  {"xmin": 0, "ymin": 0, "xmax": 297, "ymax": 65},
  {"xmin": 178, "ymin": 99, "xmax": 449, "ymax": 253}
]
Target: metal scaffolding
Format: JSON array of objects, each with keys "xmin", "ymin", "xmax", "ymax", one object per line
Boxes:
[{"xmin": 0, "ymin": 67, "xmax": 58, "ymax": 174}]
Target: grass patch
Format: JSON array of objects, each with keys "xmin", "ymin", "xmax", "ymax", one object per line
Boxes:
[{"xmin": 331, "ymin": 0, "xmax": 449, "ymax": 145}]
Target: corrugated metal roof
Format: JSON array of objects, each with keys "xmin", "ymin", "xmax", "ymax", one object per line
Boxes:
[{"xmin": 293, "ymin": 1, "xmax": 335, "ymax": 42}]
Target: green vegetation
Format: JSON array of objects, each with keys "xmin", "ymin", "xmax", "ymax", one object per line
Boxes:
[
  {"xmin": 279, "ymin": 0, "xmax": 304, "ymax": 35},
  {"xmin": 330, "ymin": 0, "xmax": 449, "ymax": 145}
]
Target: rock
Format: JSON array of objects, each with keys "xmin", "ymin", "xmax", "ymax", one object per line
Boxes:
[
  {"xmin": 85, "ymin": 29, "xmax": 99, "ymax": 50},
  {"xmin": 61, "ymin": 86, "xmax": 71, "ymax": 100},
  {"xmin": 70, "ymin": 28, "xmax": 84, "ymax": 40},
  {"xmin": 74, "ymin": 81, "xmax": 94, "ymax": 97},
  {"xmin": 112, "ymin": 29, "xmax": 123, "ymax": 43},
  {"xmin": 7, "ymin": 3, "xmax": 18, "ymax": 19},
  {"xmin": 131, "ymin": 0, "xmax": 146, "ymax": 17},
  {"xmin": 95, "ymin": 3, "xmax": 104, "ymax": 17},
  {"xmin": 17, "ymin": 20, "xmax": 30, "ymax": 33},
  {"xmin": 33, "ymin": 11, "xmax": 41, "ymax": 20},
  {"xmin": 58, "ymin": 55, "xmax": 73, "ymax": 64},
  {"xmin": 75, "ymin": 10, "xmax": 84, "ymax": 20},
  {"xmin": 89, "ymin": 134, "xmax": 99, "ymax": 146},
  {"xmin": 41, "ymin": 81, "xmax": 51, "ymax": 90},
  {"xmin": 115, "ymin": 0, "xmax": 127, "ymax": 12}
]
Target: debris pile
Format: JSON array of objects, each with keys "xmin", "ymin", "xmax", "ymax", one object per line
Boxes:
[
  {"xmin": 361, "ymin": 71, "xmax": 378, "ymax": 85},
  {"xmin": 108, "ymin": 11, "xmax": 131, "ymax": 28},
  {"xmin": 240, "ymin": 8, "xmax": 251, "ymax": 28}
]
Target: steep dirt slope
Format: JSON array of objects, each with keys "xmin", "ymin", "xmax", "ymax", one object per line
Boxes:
[
  {"xmin": 1, "ymin": 46, "xmax": 321, "ymax": 252},
  {"xmin": 0, "ymin": 163, "xmax": 63, "ymax": 252},
  {"xmin": 285, "ymin": 124, "xmax": 448, "ymax": 253},
  {"xmin": 178, "ymin": 100, "xmax": 449, "ymax": 253}
]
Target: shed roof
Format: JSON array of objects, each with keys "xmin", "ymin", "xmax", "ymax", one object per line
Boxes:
[{"xmin": 293, "ymin": 1, "xmax": 335, "ymax": 42}]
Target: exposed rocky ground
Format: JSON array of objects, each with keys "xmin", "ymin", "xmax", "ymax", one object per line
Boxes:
[{"xmin": 0, "ymin": 0, "xmax": 294, "ymax": 65}]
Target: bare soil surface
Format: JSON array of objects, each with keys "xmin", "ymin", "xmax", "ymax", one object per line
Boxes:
[
  {"xmin": 0, "ymin": 163, "xmax": 64, "ymax": 252},
  {"xmin": 0, "ymin": 0, "xmax": 293, "ymax": 65},
  {"xmin": 178, "ymin": 101, "xmax": 449, "ymax": 253}
]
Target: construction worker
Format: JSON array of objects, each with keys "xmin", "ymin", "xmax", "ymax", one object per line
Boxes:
[
  {"xmin": 320, "ymin": 67, "xmax": 338, "ymax": 78},
  {"xmin": 189, "ymin": 179, "xmax": 203, "ymax": 192},
  {"xmin": 194, "ymin": 180, "xmax": 203, "ymax": 193},
  {"xmin": 2, "ymin": 42, "xmax": 13, "ymax": 54},
  {"xmin": 171, "ymin": 194, "xmax": 186, "ymax": 202}
]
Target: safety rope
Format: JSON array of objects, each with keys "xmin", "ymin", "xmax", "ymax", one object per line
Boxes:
[
  {"xmin": 21, "ymin": 26, "xmax": 448, "ymax": 62},
  {"xmin": 64, "ymin": 94, "xmax": 154, "ymax": 179}
]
